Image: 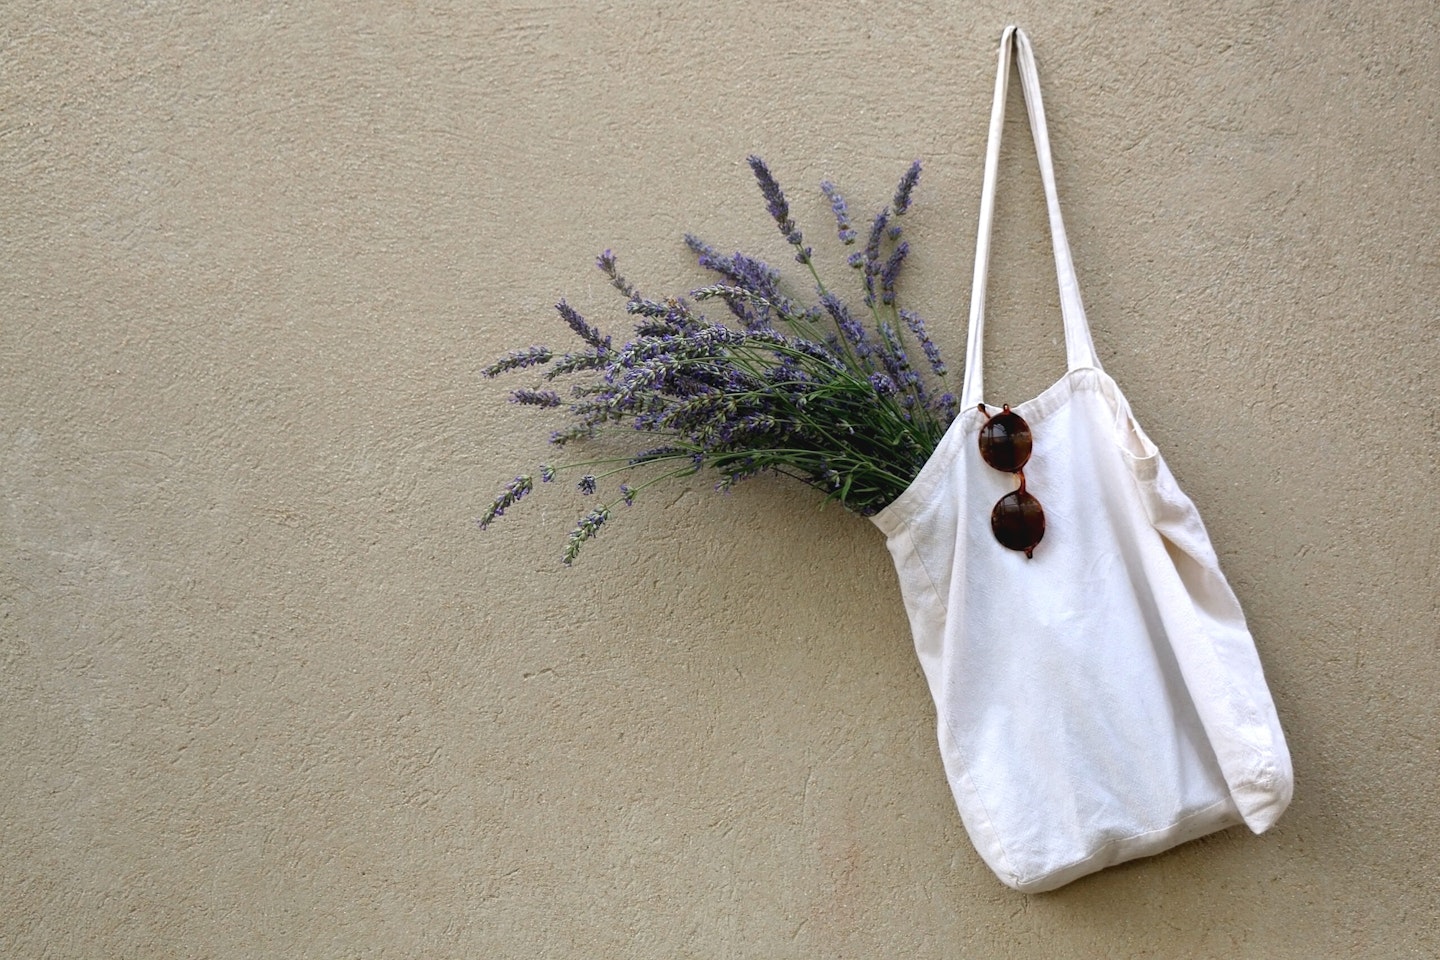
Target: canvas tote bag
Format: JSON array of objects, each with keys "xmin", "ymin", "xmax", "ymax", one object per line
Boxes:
[{"xmin": 871, "ymin": 26, "xmax": 1293, "ymax": 892}]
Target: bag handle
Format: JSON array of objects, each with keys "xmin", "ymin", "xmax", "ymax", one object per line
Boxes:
[{"xmin": 960, "ymin": 26, "xmax": 1100, "ymax": 410}]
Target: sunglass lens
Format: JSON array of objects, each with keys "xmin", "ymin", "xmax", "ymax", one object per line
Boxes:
[
  {"xmin": 991, "ymin": 489, "xmax": 1045, "ymax": 554},
  {"xmin": 978, "ymin": 410, "xmax": 1032, "ymax": 472}
]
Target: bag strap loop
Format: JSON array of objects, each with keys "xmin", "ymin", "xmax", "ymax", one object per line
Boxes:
[{"xmin": 960, "ymin": 26, "xmax": 1100, "ymax": 410}]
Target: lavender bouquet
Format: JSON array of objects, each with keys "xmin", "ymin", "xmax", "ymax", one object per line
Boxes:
[{"xmin": 481, "ymin": 156, "xmax": 957, "ymax": 564}]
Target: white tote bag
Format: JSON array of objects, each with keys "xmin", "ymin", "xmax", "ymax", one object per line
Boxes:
[{"xmin": 871, "ymin": 26, "xmax": 1293, "ymax": 892}]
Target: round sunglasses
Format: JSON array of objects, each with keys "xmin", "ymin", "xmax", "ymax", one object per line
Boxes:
[{"xmin": 977, "ymin": 403, "xmax": 1045, "ymax": 558}]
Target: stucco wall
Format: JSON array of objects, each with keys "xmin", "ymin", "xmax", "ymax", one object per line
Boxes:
[{"xmin": 3, "ymin": 1, "xmax": 1437, "ymax": 956}]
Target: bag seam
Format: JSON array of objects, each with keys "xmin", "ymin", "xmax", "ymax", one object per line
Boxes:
[{"xmin": 1020, "ymin": 793, "xmax": 1241, "ymax": 890}]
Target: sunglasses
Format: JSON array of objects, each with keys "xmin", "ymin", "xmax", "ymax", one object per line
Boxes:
[{"xmin": 977, "ymin": 403, "xmax": 1045, "ymax": 558}]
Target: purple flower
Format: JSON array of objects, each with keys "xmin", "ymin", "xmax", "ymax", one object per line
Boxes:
[
  {"xmin": 596, "ymin": 249, "xmax": 636, "ymax": 298},
  {"xmin": 901, "ymin": 309, "xmax": 947, "ymax": 377},
  {"xmin": 880, "ymin": 241, "xmax": 909, "ymax": 305},
  {"xmin": 686, "ymin": 235, "xmax": 804, "ymax": 330},
  {"xmin": 893, "ymin": 160, "xmax": 922, "ymax": 216},
  {"xmin": 876, "ymin": 320, "xmax": 924, "ymax": 405},
  {"xmin": 627, "ymin": 294, "xmax": 701, "ymax": 337},
  {"xmin": 820, "ymin": 180, "xmax": 857, "ymax": 244},
  {"xmin": 619, "ymin": 483, "xmax": 635, "ymax": 506},
  {"xmin": 483, "ymin": 345, "xmax": 553, "ymax": 378},
  {"xmin": 714, "ymin": 455, "xmax": 764, "ymax": 492},
  {"xmin": 862, "ymin": 209, "xmax": 890, "ymax": 304},
  {"xmin": 685, "ymin": 234, "xmax": 725, "ymax": 269},
  {"xmin": 820, "ymin": 292, "xmax": 871, "ymax": 359},
  {"xmin": 510, "ymin": 388, "xmax": 562, "ymax": 407},
  {"xmin": 546, "ymin": 350, "xmax": 608, "ymax": 379},
  {"xmin": 727, "ymin": 252, "xmax": 795, "ymax": 323},
  {"xmin": 540, "ymin": 464, "xmax": 557, "ymax": 482},
  {"xmin": 686, "ymin": 237, "xmax": 758, "ymax": 326},
  {"xmin": 869, "ymin": 372, "xmax": 898, "ymax": 396},
  {"xmin": 749, "ymin": 330, "xmax": 846, "ymax": 371},
  {"xmin": 930, "ymin": 392, "xmax": 959, "ymax": 426},
  {"xmin": 578, "ymin": 474, "xmax": 597, "ymax": 495},
  {"xmin": 556, "ymin": 300, "xmax": 611, "ymax": 352},
  {"xmin": 563, "ymin": 507, "xmax": 610, "ymax": 565},
  {"xmin": 478, "ymin": 475, "xmax": 534, "ymax": 529},
  {"xmin": 747, "ymin": 155, "xmax": 807, "ymax": 254},
  {"xmin": 625, "ymin": 297, "xmax": 671, "ymax": 318},
  {"xmin": 655, "ymin": 394, "xmax": 727, "ymax": 434}
]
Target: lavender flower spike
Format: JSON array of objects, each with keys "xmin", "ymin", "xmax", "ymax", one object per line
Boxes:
[
  {"xmin": 893, "ymin": 159, "xmax": 922, "ymax": 216},
  {"xmin": 596, "ymin": 249, "xmax": 636, "ymax": 299},
  {"xmin": 877, "ymin": 319, "xmax": 916, "ymax": 385},
  {"xmin": 930, "ymin": 391, "xmax": 959, "ymax": 424},
  {"xmin": 563, "ymin": 506, "xmax": 610, "ymax": 565},
  {"xmin": 821, "ymin": 292, "xmax": 871, "ymax": 358},
  {"xmin": 869, "ymin": 372, "xmax": 898, "ymax": 396},
  {"xmin": 880, "ymin": 241, "xmax": 909, "ymax": 305},
  {"xmin": 901, "ymin": 309, "xmax": 948, "ymax": 377},
  {"xmin": 684, "ymin": 233, "xmax": 725, "ymax": 270},
  {"xmin": 510, "ymin": 388, "xmax": 562, "ymax": 407},
  {"xmin": 820, "ymin": 180, "xmax": 857, "ymax": 244},
  {"xmin": 555, "ymin": 299, "xmax": 611, "ymax": 351},
  {"xmin": 483, "ymin": 345, "xmax": 553, "ymax": 378},
  {"xmin": 747, "ymin": 155, "xmax": 807, "ymax": 253},
  {"xmin": 478, "ymin": 475, "xmax": 534, "ymax": 529},
  {"xmin": 862, "ymin": 209, "xmax": 890, "ymax": 304}
]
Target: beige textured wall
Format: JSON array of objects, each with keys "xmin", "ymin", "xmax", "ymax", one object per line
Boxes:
[{"xmin": 3, "ymin": 1, "xmax": 1437, "ymax": 956}]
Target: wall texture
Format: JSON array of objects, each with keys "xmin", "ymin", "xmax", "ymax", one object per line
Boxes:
[{"xmin": 3, "ymin": 1, "xmax": 1437, "ymax": 956}]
